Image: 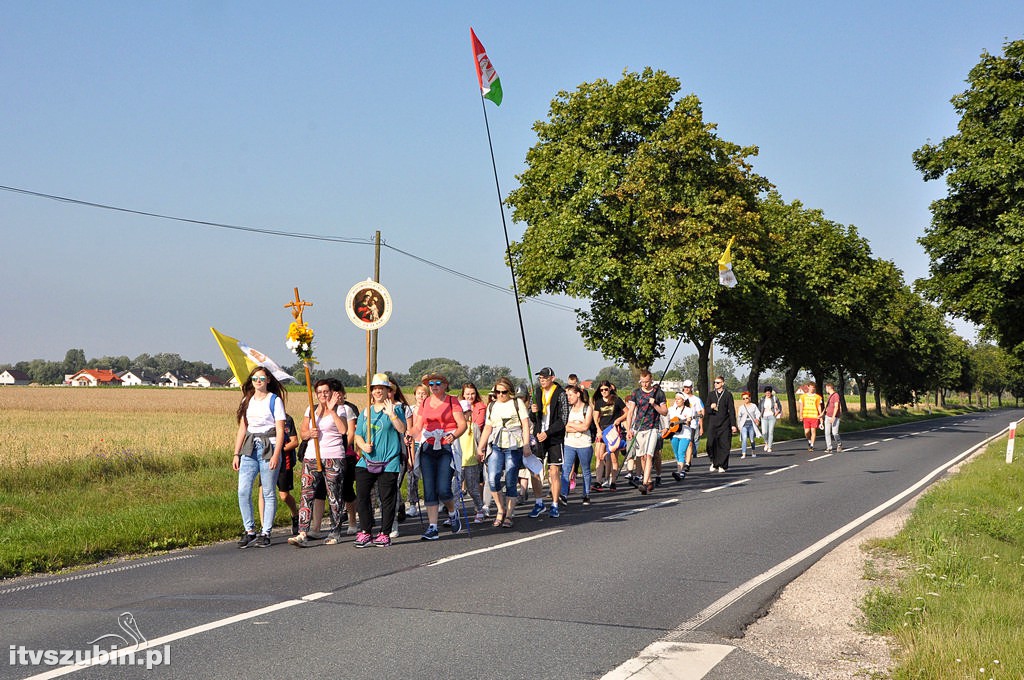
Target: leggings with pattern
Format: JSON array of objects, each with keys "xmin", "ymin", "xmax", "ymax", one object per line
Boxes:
[{"xmin": 298, "ymin": 458, "xmax": 344, "ymax": 534}]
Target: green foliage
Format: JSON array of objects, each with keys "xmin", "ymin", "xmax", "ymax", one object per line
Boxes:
[
  {"xmin": 915, "ymin": 39, "xmax": 1024, "ymax": 357},
  {"xmin": 507, "ymin": 68, "xmax": 767, "ymax": 373}
]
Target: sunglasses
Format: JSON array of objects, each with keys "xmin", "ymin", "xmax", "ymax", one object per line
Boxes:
[
  {"xmin": 493, "ymin": 389, "xmax": 509, "ymax": 395},
  {"xmin": 428, "ymin": 380, "xmax": 443, "ymax": 386},
  {"xmin": 714, "ymin": 381, "xmax": 723, "ymax": 385},
  {"xmin": 251, "ymin": 376, "xmax": 268, "ymax": 383}
]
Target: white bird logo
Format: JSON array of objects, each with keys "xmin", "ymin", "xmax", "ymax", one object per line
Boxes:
[{"xmin": 88, "ymin": 612, "xmax": 146, "ymax": 649}]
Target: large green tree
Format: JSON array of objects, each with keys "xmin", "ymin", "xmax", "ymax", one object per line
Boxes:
[
  {"xmin": 507, "ymin": 68, "xmax": 768, "ymax": 396},
  {"xmin": 914, "ymin": 39, "xmax": 1024, "ymax": 356}
]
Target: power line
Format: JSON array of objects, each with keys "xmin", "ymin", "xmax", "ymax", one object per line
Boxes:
[{"xmin": 0, "ymin": 183, "xmax": 578, "ymax": 313}]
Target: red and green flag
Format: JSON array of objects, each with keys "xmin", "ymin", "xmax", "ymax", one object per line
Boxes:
[{"xmin": 470, "ymin": 28, "xmax": 502, "ymax": 106}]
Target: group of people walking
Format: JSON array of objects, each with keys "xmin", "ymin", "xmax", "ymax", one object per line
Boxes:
[{"xmin": 232, "ymin": 365, "xmax": 842, "ymax": 547}]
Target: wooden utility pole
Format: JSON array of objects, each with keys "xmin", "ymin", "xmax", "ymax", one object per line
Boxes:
[{"xmin": 370, "ymin": 230, "xmax": 381, "ymax": 376}]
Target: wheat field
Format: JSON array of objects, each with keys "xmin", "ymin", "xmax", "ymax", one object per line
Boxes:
[{"xmin": 0, "ymin": 386, "xmax": 368, "ymax": 466}]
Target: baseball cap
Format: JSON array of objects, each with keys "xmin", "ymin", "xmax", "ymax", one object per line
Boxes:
[
  {"xmin": 682, "ymin": 379, "xmax": 693, "ymax": 387},
  {"xmin": 535, "ymin": 367, "xmax": 555, "ymax": 378}
]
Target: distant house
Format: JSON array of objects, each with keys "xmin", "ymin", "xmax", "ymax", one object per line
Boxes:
[
  {"xmin": 193, "ymin": 375, "xmax": 226, "ymax": 388},
  {"xmin": 158, "ymin": 371, "xmax": 191, "ymax": 387},
  {"xmin": 660, "ymin": 379, "xmax": 684, "ymax": 395},
  {"xmin": 226, "ymin": 376, "xmax": 241, "ymax": 389},
  {"xmin": 0, "ymin": 369, "xmax": 31, "ymax": 386},
  {"xmin": 68, "ymin": 369, "xmax": 123, "ymax": 387},
  {"xmin": 118, "ymin": 370, "xmax": 157, "ymax": 387}
]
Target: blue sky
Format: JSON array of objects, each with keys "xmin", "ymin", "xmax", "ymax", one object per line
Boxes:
[{"xmin": 2, "ymin": 2, "xmax": 1019, "ymax": 380}]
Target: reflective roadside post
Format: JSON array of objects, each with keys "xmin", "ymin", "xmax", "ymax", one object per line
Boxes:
[{"xmin": 1007, "ymin": 421, "xmax": 1017, "ymax": 464}]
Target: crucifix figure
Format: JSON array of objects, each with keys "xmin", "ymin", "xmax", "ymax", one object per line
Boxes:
[{"xmin": 285, "ymin": 287, "xmax": 312, "ymax": 325}]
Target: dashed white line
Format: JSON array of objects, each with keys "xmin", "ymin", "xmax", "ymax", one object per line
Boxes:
[
  {"xmin": 427, "ymin": 530, "xmax": 563, "ymax": 566},
  {"xmin": 808, "ymin": 453, "xmax": 833, "ymax": 462},
  {"xmin": 603, "ymin": 498, "xmax": 679, "ymax": 520},
  {"xmin": 864, "ymin": 441, "xmax": 880, "ymax": 447},
  {"xmin": 701, "ymin": 478, "xmax": 750, "ymax": 493},
  {"xmin": 843, "ymin": 447, "xmax": 858, "ymax": 452},
  {"xmin": 0, "ymin": 554, "xmax": 196, "ymax": 596},
  {"xmin": 882, "ymin": 437, "xmax": 894, "ymax": 442},
  {"xmin": 765, "ymin": 465, "xmax": 798, "ymax": 476}
]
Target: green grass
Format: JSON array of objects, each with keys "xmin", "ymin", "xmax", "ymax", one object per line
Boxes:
[{"xmin": 860, "ymin": 432, "xmax": 1024, "ymax": 679}]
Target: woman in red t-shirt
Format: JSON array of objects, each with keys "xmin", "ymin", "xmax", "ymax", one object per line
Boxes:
[{"xmin": 412, "ymin": 373, "xmax": 468, "ymax": 541}]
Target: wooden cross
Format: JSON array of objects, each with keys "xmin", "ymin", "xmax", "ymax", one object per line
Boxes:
[{"xmin": 285, "ymin": 287, "xmax": 312, "ymax": 325}]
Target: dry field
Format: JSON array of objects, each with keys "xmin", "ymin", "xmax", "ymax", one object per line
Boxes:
[{"xmin": 0, "ymin": 386, "xmax": 367, "ymax": 466}]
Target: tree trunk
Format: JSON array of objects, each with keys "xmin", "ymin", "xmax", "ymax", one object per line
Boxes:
[
  {"xmin": 855, "ymin": 374, "xmax": 869, "ymax": 416},
  {"xmin": 873, "ymin": 380, "xmax": 883, "ymax": 416},
  {"xmin": 745, "ymin": 338, "xmax": 768, "ymax": 395},
  {"xmin": 785, "ymin": 362, "xmax": 800, "ymax": 424},
  {"xmin": 693, "ymin": 336, "xmax": 712, "ymax": 403},
  {"xmin": 837, "ymin": 367, "xmax": 849, "ymax": 417}
]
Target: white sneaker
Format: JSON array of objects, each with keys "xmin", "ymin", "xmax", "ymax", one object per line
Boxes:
[
  {"xmin": 709, "ymin": 464, "xmax": 716, "ymax": 472},
  {"xmin": 346, "ymin": 526, "xmax": 358, "ymax": 536},
  {"xmin": 406, "ymin": 504, "xmax": 420, "ymax": 517},
  {"xmin": 389, "ymin": 528, "xmax": 399, "ymax": 539}
]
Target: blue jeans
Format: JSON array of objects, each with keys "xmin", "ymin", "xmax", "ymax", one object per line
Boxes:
[
  {"xmin": 561, "ymin": 445, "xmax": 593, "ymax": 496},
  {"xmin": 238, "ymin": 439, "xmax": 279, "ymax": 534},
  {"xmin": 762, "ymin": 415, "xmax": 777, "ymax": 449},
  {"xmin": 740, "ymin": 422, "xmax": 756, "ymax": 455},
  {"xmin": 419, "ymin": 443, "xmax": 455, "ymax": 506},
  {"xmin": 487, "ymin": 446, "xmax": 523, "ymax": 497}
]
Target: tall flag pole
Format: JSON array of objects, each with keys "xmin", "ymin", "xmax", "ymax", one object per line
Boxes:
[{"xmin": 470, "ymin": 27, "xmax": 534, "ymax": 393}]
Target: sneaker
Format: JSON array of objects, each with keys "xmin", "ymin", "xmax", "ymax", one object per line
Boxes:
[
  {"xmin": 354, "ymin": 531, "xmax": 373, "ymax": 548},
  {"xmin": 389, "ymin": 528, "xmax": 399, "ymax": 539},
  {"xmin": 473, "ymin": 511, "xmax": 486, "ymax": 524},
  {"xmin": 324, "ymin": 532, "xmax": 342, "ymax": 545},
  {"xmin": 559, "ymin": 494, "xmax": 569, "ymax": 506},
  {"xmin": 237, "ymin": 532, "xmax": 257, "ymax": 549},
  {"xmin": 592, "ymin": 483, "xmax": 605, "ymax": 492},
  {"xmin": 717, "ymin": 467, "xmax": 726, "ymax": 473},
  {"xmin": 684, "ymin": 464, "xmax": 691, "ymax": 472},
  {"xmin": 807, "ymin": 443, "xmax": 813, "ymax": 451},
  {"xmin": 287, "ymin": 532, "xmax": 309, "ymax": 548},
  {"xmin": 373, "ymin": 533, "xmax": 391, "ymax": 548},
  {"xmin": 751, "ymin": 453, "xmax": 757, "ymax": 458},
  {"xmin": 549, "ymin": 505, "xmax": 560, "ymax": 518},
  {"xmin": 346, "ymin": 526, "xmax": 359, "ymax": 536},
  {"xmin": 421, "ymin": 526, "xmax": 439, "ymax": 541},
  {"xmin": 671, "ymin": 471, "xmax": 682, "ymax": 482},
  {"xmin": 639, "ymin": 482, "xmax": 648, "ymax": 495},
  {"xmin": 252, "ymin": 533, "xmax": 271, "ymax": 548},
  {"xmin": 627, "ymin": 476, "xmax": 640, "ymax": 489},
  {"xmin": 528, "ymin": 502, "xmax": 546, "ymax": 518},
  {"xmin": 582, "ymin": 495, "xmax": 591, "ymax": 506},
  {"xmin": 837, "ymin": 443, "xmax": 843, "ymax": 452},
  {"xmin": 291, "ymin": 516, "xmax": 299, "ymax": 536},
  {"xmin": 710, "ymin": 464, "xmax": 717, "ymax": 472},
  {"xmin": 449, "ymin": 510, "xmax": 463, "ymax": 534},
  {"xmin": 741, "ymin": 453, "xmax": 747, "ymax": 459},
  {"xmin": 609, "ymin": 482, "xmax": 617, "ymax": 491},
  {"xmin": 406, "ymin": 504, "xmax": 420, "ymax": 517},
  {"xmin": 655, "ymin": 476, "xmax": 662, "ymax": 487},
  {"xmin": 442, "ymin": 517, "xmax": 452, "ymax": 527}
]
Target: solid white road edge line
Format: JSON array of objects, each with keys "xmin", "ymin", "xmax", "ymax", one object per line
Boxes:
[
  {"xmin": 426, "ymin": 530, "xmax": 563, "ymax": 566},
  {"xmin": 664, "ymin": 424, "xmax": 1013, "ymax": 638},
  {"xmin": 601, "ymin": 641, "xmax": 735, "ymax": 680},
  {"xmin": 25, "ymin": 593, "xmax": 333, "ymax": 679}
]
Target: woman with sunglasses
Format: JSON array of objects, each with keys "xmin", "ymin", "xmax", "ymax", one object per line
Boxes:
[
  {"xmin": 477, "ymin": 377, "xmax": 530, "ymax": 527},
  {"xmin": 289, "ymin": 378, "xmax": 347, "ymax": 547},
  {"xmin": 592, "ymin": 381, "xmax": 627, "ymax": 490},
  {"xmin": 232, "ymin": 366, "xmax": 287, "ymax": 548},
  {"xmin": 412, "ymin": 373, "xmax": 468, "ymax": 540},
  {"xmin": 737, "ymin": 391, "xmax": 761, "ymax": 458}
]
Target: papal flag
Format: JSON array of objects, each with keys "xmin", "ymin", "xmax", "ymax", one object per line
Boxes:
[
  {"xmin": 471, "ymin": 27, "xmax": 502, "ymax": 106},
  {"xmin": 210, "ymin": 327, "xmax": 294, "ymax": 387},
  {"xmin": 718, "ymin": 236, "xmax": 738, "ymax": 288}
]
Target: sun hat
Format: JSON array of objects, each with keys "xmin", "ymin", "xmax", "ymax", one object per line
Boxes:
[{"xmin": 370, "ymin": 373, "xmax": 391, "ymax": 387}]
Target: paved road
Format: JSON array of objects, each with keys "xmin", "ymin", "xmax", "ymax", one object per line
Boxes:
[{"xmin": 2, "ymin": 410, "xmax": 1019, "ymax": 680}]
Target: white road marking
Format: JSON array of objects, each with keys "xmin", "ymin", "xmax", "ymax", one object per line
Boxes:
[
  {"xmin": 701, "ymin": 478, "xmax": 749, "ymax": 493},
  {"xmin": 882, "ymin": 437, "xmax": 894, "ymax": 442},
  {"xmin": 864, "ymin": 441, "xmax": 880, "ymax": 447},
  {"xmin": 603, "ymin": 498, "xmax": 679, "ymax": 520},
  {"xmin": 665, "ymin": 424, "xmax": 1014, "ymax": 638},
  {"xmin": 808, "ymin": 453, "xmax": 832, "ymax": 462},
  {"xmin": 426, "ymin": 530, "xmax": 562, "ymax": 566},
  {"xmin": 25, "ymin": 593, "xmax": 332, "ymax": 679},
  {"xmin": 0, "ymin": 555, "xmax": 195, "ymax": 596},
  {"xmin": 765, "ymin": 465, "xmax": 798, "ymax": 476},
  {"xmin": 843, "ymin": 447, "xmax": 858, "ymax": 452},
  {"xmin": 601, "ymin": 641, "xmax": 735, "ymax": 680}
]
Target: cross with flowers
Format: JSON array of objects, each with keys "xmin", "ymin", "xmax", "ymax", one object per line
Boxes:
[{"xmin": 285, "ymin": 287, "xmax": 322, "ymax": 470}]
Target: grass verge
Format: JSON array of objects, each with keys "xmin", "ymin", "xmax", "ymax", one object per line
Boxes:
[{"xmin": 861, "ymin": 430, "xmax": 1024, "ymax": 678}]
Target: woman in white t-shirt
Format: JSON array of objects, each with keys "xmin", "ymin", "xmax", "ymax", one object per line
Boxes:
[
  {"xmin": 289, "ymin": 378, "xmax": 348, "ymax": 547},
  {"xmin": 561, "ymin": 385, "xmax": 594, "ymax": 505},
  {"xmin": 666, "ymin": 393, "xmax": 695, "ymax": 481},
  {"xmin": 477, "ymin": 377, "xmax": 531, "ymax": 528},
  {"xmin": 232, "ymin": 366, "xmax": 287, "ymax": 549}
]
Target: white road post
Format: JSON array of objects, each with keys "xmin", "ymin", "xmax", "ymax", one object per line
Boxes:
[{"xmin": 1007, "ymin": 421, "xmax": 1017, "ymax": 464}]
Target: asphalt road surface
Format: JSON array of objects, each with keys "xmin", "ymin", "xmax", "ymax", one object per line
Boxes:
[{"xmin": 2, "ymin": 409, "xmax": 1019, "ymax": 680}]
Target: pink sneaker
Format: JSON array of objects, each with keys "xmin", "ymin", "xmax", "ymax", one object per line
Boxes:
[
  {"xmin": 354, "ymin": 531, "xmax": 372, "ymax": 548},
  {"xmin": 372, "ymin": 533, "xmax": 391, "ymax": 547}
]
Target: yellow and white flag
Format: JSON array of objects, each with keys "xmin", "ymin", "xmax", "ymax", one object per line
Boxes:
[
  {"xmin": 210, "ymin": 327, "xmax": 294, "ymax": 387},
  {"xmin": 718, "ymin": 236, "xmax": 737, "ymax": 288}
]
